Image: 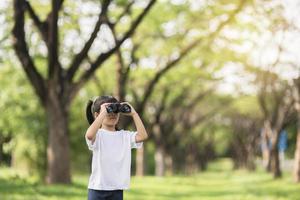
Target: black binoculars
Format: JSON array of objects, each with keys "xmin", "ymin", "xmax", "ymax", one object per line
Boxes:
[{"xmin": 105, "ymin": 103, "xmax": 131, "ymax": 114}]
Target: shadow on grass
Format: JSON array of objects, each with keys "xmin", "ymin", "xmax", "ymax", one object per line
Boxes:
[
  {"xmin": 127, "ymin": 187, "xmax": 300, "ymax": 200},
  {"xmin": 0, "ymin": 177, "xmax": 87, "ymax": 200}
]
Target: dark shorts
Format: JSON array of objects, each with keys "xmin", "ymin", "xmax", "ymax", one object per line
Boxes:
[{"xmin": 88, "ymin": 189, "xmax": 123, "ymax": 200}]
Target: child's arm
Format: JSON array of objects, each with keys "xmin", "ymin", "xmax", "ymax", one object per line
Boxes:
[
  {"xmin": 85, "ymin": 103, "xmax": 108, "ymax": 143},
  {"xmin": 122, "ymin": 102, "xmax": 149, "ymax": 143},
  {"xmin": 132, "ymin": 112, "xmax": 149, "ymax": 143}
]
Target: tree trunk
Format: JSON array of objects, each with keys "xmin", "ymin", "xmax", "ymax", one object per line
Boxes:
[
  {"xmin": 135, "ymin": 147, "xmax": 144, "ymax": 176},
  {"xmin": 293, "ymin": 104, "xmax": 300, "ymax": 182},
  {"xmin": 266, "ymin": 131, "xmax": 281, "ymax": 178},
  {"xmin": 294, "ymin": 127, "xmax": 300, "ymax": 182},
  {"xmin": 270, "ymin": 145, "xmax": 282, "ymax": 178},
  {"xmin": 262, "ymin": 142, "xmax": 269, "ymax": 169},
  {"xmin": 246, "ymin": 128, "xmax": 257, "ymax": 171},
  {"xmin": 165, "ymin": 153, "xmax": 173, "ymax": 176},
  {"xmin": 293, "ymin": 79, "xmax": 300, "ymax": 182},
  {"xmin": 185, "ymin": 154, "xmax": 198, "ymax": 175},
  {"xmin": 115, "ymin": 50, "xmax": 127, "ymax": 102},
  {"xmin": 246, "ymin": 150, "xmax": 256, "ymax": 171},
  {"xmin": 45, "ymin": 91, "xmax": 71, "ymax": 184},
  {"xmin": 0, "ymin": 135, "xmax": 3, "ymax": 165},
  {"xmin": 262, "ymin": 121, "xmax": 271, "ymax": 171},
  {"xmin": 185, "ymin": 144, "xmax": 199, "ymax": 175},
  {"xmin": 0, "ymin": 134, "xmax": 12, "ymax": 166},
  {"xmin": 155, "ymin": 144, "xmax": 165, "ymax": 176}
]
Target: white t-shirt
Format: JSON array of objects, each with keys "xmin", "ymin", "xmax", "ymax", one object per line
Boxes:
[{"xmin": 85, "ymin": 128, "xmax": 143, "ymax": 190}]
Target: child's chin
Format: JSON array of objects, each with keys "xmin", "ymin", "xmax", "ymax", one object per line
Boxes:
[{"xmin": 107, "ymin": 121, "xmax": 118, "ymax": 126}]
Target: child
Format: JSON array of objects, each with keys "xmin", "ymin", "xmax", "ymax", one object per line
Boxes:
[{"xmin": 85, "ymin": 95, "xmax": 148, "ymax": 200}]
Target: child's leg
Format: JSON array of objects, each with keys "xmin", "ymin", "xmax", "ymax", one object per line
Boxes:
[
  {"xmin": 110, "ymin": 190, "xmax": 123, "ymax": 200},
  {"xmin": 88, "ymin": 189, "xmax": 110, "ymax": 200}
]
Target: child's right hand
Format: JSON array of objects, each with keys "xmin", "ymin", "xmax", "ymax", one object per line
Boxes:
[{"xmin": 99, "ymin": 103, "xmax": 110, "ymax": 116}]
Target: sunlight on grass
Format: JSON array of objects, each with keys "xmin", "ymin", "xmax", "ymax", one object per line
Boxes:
[{"xmin": 1, "ymin": 160, "xmax": 300, "ymax": 200}]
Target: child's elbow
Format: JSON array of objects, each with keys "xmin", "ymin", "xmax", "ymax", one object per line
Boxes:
[
  {"xmin": 85, "ymin": 132, "xmax": 93, "ymax": 141},
  {"xmin": 86, "ymin": 135, "xmax": 92, "ymax": 141},
  {"xmin": 136, "ymin": 132, "xmax": 149, "ymax": 142}
]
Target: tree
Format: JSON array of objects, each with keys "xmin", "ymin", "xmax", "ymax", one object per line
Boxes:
[
  {"xmin": 111, "ymin": 0, "xmax": 248, "ymax": 175},
  {"xmin": 244, "ymin": 0, "xmax": 300, "ymax": 180},
  {"xmin": 293, "ymin": 77, "xmax": 300, "ymax": 182},
  {"xmin": 257, "ymin": 71, "xmax": 293, "ymax": 178},
  {"xmin": 12, "ymin": 0, "xmax": 156, "ymax": 183},
  {"xmin": 228, "ymin": 113, "xmax": 261, "ymax": 170}
]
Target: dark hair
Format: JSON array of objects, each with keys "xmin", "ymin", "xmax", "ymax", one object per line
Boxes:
[{"xmin": 86, "ymin": 95, "xmax": 119, "ymax": 125}]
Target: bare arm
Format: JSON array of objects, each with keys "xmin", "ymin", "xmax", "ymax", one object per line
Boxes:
[
  {"xmin": 132, "ymin": 112, "xmax": 149, "ymax": 143},
  {"xmin": 122, "ymin": 102, "xmax": 149, "ymax": 143},
  {"xmin": 85, "ymin": 103, "xmax": 108, "ymax": 143}
]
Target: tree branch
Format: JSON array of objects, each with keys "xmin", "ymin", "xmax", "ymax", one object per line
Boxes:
[
  {"xmin": 72, "ymin": 0, "xmax": 156, "ymax": 95},
  {"xmin": 24, "ymin": 1, "xmax": 47, "ymax": 40},
  {"xmin": 136, "ymin": 40, "xmax": 200, "ymax": 114},
  {"xmin": 25, "ymin": 0, "xmax": 64, "ymax": 43},
  {"xmin": 154, "ymin": 88, "xmax": 170, "ymax": 123},
  {"xmin": 136, "ymin": 0, "xmax": 246, "ymax": 114},
  {"xmin": 185, "ymin": 86, "xmax": 216, "ymax": 110},
  {"xmin": 48, "ymin": 0, "xmax": 60, "ymax": 79},
  {"xmin": 66, "ymin": 0, "xmax": 112, "ymax": 81},
  {"xmin": 12, "ymin": 0, "xmax": 47, "ymax": 106},
  {"xmin": 258, "ymin": 88, "xmax": 270, "ymax": 119},
  {"xmin": 114, "ymin": 0, "xmax": 135, "ymax": 25},
  {"xmin": 108, "ymin": 15, "xmax": 140, "ymax": 101},
  {"xmin": 190, "ymin": 99, "xmax": 233, "ymax": 128}
]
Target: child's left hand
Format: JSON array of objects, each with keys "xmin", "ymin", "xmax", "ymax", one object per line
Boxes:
[{"xmin": 121, "ymin": 102, "xmax": 137, "ymax": 116}]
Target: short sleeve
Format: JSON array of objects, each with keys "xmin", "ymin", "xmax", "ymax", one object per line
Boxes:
[
  {"xmin": 85, "ymin": 132, "xmax": 99, "ymax": 151},
  {"xmin": 128, "ymin": 131, "xmax": 143, "ymax": 149}
]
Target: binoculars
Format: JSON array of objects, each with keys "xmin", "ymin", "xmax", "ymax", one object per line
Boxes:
[{"xmin": 105, "ymin": 103, "xmax": 131, "ymax": 114}]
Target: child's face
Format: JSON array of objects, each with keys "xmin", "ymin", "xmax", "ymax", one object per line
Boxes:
[{"xmin": 102, "ymin": 112, "xmax": 120, "ymax": 127}]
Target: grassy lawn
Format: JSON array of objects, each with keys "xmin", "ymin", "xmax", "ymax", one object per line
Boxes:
[{"xmin": 1, "ymin": 160, "xmax": 300, "ymax": 200}]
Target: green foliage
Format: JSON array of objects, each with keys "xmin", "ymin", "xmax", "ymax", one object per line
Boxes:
[
  {"xmin": 231, "ymin": 95, "xmax": 262, "ymax": 118},
  {"xmin": 0, "ymin": 64, "xmax": 47, "ymax": 177}
]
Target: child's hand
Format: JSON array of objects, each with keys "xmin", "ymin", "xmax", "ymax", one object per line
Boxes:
[
  {"xmin": 99, "ymin": 103, "xmax": 110, "ymax": 116},
  {"xmin": 121, "ymin": 102, "xmax": 137, "ymax": 116}
]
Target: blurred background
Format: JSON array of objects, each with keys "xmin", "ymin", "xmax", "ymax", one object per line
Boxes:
[{"xmin": 1, "ymin": 0, "xmax": 300, "ymax": 199}]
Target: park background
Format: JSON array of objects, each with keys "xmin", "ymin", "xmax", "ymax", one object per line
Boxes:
[{"xmin": 1, "ymin": 0, "xmax": 300, "ymax": 199}]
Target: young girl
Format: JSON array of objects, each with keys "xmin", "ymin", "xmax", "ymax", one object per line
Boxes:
[{"xmin": 85, "ymin": 95, "xmax": 148, "ymax": 200}]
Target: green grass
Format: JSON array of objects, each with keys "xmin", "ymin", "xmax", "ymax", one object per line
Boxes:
[{"xmin": 1, "ymin": 160, "xmax": 300, "ymax": 200}]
